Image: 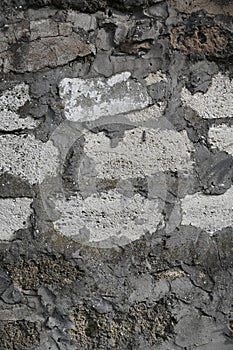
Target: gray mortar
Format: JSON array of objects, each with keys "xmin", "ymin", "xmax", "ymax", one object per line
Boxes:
[{"xmin": 0, "ymin": 1, "xmax": 232, "ymax": 350}]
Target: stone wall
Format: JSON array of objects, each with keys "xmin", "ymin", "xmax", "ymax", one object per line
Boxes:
[{"xmin": 0, "ymin": 1, "xmax": 232, "ymax": 349}]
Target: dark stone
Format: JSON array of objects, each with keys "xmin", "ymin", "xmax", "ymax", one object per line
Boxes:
[
  {"xmin": 195, "ymin": 146, "xmax": 233, "ymax": 195},
  {"xmin": 0, "ymin": 270, "xmax": 11, "ymax": 296}
]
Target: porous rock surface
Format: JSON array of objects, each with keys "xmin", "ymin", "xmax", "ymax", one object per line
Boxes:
[{"xmin": 0, "ymin": 1, "xmax": 232, "ymax": 349}]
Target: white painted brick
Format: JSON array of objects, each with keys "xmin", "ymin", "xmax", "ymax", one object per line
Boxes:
[
  {"xmin": 181, "ymin": 186, "xmax": 233, "ymax": 233},
  {"xmin": 59, "ymin": 72, "xmax": 151, "ymax": 122},
  {"xmin": 181, "ymin": 73, "xmax": 233, "ymax": 119},
  {"xmin": 0, "ymin": 198, "xmax": 32, "ymax": 240},
  {"xmin": 0, "ymin": 134, "xmax": 59, "ymax": 184}
]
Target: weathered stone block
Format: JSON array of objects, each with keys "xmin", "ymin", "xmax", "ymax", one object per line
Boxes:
[
  {"xmin": 59, "ymin": 72, "xmax": 151, "ymax": 122},
  {"xmin": 0, "ymin": 134, "xmax": 59, "ymax": 184},
  {"xmin": 84, "ymin": 127, "xmax": 194, "ymax": 178},
  {"xmin": 181, "ymin": 73, "xmax": 233, "ymax": 119},
  {"xmin": 0, "ymin": 83, "xmax": 38, "ymax": 131},
  {"xmin": 181, "ymin": 187, "xmax": 233, "ymax": 233}
]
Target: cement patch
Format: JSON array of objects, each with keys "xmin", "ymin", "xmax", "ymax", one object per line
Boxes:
[{"xmin": 0, "ymin": 198, "xmax": 32, "ymax": 240}]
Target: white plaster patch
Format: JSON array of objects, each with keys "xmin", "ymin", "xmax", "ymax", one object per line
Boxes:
[
  {"xmin": 0, "ymin": 134, "xmax": 59, "ymax": 184},
  {"xmin": 83, "ymin": 127, "xmax": 193, "ymax": 179},
  {"xmin": 53, "ymin": 190, "xmax": 163, "ymax": 243},
  {"xmin": 181, "ymin": 186, "xmax": 233, "ymax": 233},
  {"xmin": 59, "ymin": 72, "xmax": 151, "ymax": 122},
  {"xmin": 0, "ymin": 83, "xmax": 38, "ymax": 131},
  {"xmin": 0, "ymin": 198, "xmax": 32, "ymax": 240},
  {"xmin": 208, "ymin": 124, "xmax": 233, "ymax": 155},
  {"xmin": 181, "ymin": 73, "xmax": 233, "ymax": 119}
]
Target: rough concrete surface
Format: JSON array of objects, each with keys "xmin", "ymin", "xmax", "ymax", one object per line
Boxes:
[{"xmin": 0, "ymin": 1, "xmax": 232, "ymax": 350}]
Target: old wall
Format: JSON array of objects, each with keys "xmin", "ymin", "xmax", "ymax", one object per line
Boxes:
[{"xmin": 0, "ymin": 0, "xmax": 232, "ymax": 349}]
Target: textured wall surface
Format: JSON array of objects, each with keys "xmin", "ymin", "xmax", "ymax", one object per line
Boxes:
[{"xmin": 0, "ymin": 0, "xmax": 233, "ymax": 349}]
